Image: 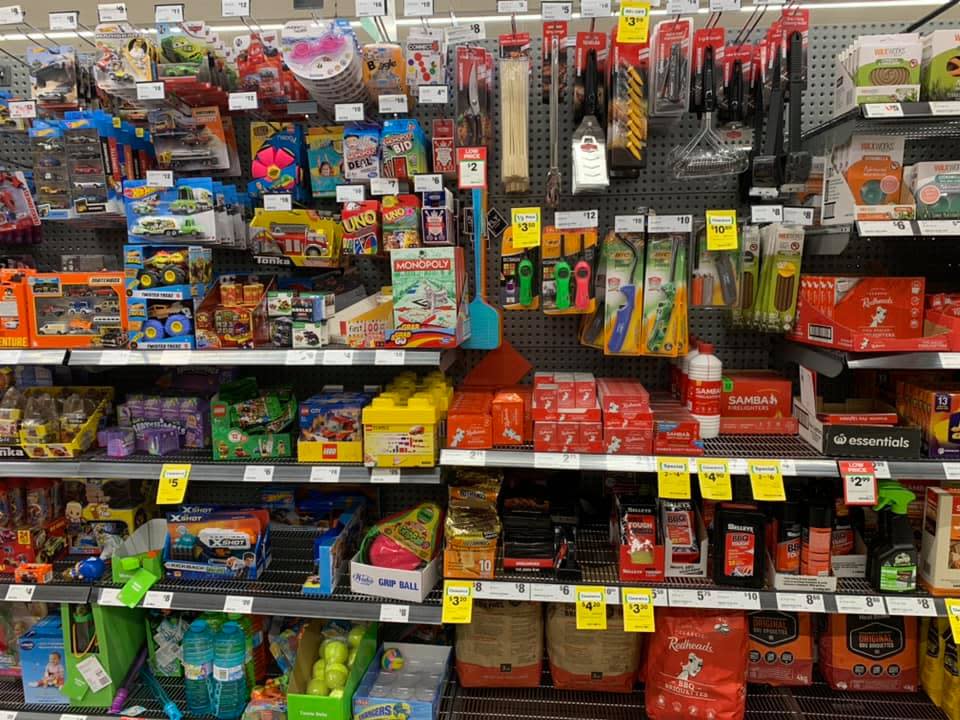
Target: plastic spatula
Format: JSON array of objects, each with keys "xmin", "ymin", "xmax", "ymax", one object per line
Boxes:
[{"xmin": 462, "ymin": 188, "xmax": 503, "ymax": 350}]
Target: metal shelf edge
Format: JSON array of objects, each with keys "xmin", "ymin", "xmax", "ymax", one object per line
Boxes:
[{"xmin": 67, "ymin": 349, "xmax": 445, "ymax": 367}]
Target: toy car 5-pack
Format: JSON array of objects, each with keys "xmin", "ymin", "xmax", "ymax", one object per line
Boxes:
[
  {"xmin": 123, "ymin": 179, "xmax": 217, "ymax": 244},
  {"xmin": 25, "ymin": 273, "xmax": 128, "ymax": 349}
]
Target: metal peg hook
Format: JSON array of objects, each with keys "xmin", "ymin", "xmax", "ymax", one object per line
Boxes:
[
  {"xmin": 17, "ymin": 20, "xmax": 56, "ymax": 52},
  {"xmin": 74, "ymin": 22, "xmax": 100, "ymax": 48}
]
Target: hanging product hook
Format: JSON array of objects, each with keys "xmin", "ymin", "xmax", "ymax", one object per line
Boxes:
[
  {"xmin": 17, "ymin": 20, "xmax": 56, "ymax": 52},
  {"xmin": 74, "ymin": 22, "xmax": 101, "ymax": 48}
]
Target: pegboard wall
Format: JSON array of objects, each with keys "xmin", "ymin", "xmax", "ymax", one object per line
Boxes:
[{"xmin": 5, "ymin": 19, "xmax": 960, "ymax": 388}]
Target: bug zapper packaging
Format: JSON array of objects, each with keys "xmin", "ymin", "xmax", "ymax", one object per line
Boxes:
[
  {"xmin": 921, "ymin": 30, "xmax": 960, "ymax": 101},
  {"xmin": 833, "ymin": 33, "xmax": 922, "ymax": 114},
  {"xmin": 822, "ymin": 134, "xmax": 911, "ymax": 224}
]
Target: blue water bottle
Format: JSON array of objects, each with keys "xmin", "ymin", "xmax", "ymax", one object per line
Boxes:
[
  {"xmin": 182, "ymin": 619, "xmax": 213, "ymax": 715},
  {"xmin": 211, "ymin": 621, "xmax": 248, "ymax": 720}
]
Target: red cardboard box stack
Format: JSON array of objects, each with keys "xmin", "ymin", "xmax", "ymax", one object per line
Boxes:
[{"xmin": 533, "ymin": 372, "xmax": 603, "ymax": 452}]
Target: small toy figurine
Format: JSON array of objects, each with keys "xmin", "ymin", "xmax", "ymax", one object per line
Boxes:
[{"xmin": 63, "ymin": 556, "xmax": 106, "ymax": 582}]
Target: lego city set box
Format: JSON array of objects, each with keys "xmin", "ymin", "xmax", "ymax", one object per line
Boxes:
[
  {"xmin": 123, "ymin": 178, "xmax": 217, "ymax": 244},
  {"xmin": 210, "ymin": 378, "xmax": 296, "ymax": 460},
  {"xmin": 25, "ymin": 273, "xmax": 129, "ymax": 349},
  {"xmin": 124, "ymin": 244, "xmax": 213, "ymax": 349}
]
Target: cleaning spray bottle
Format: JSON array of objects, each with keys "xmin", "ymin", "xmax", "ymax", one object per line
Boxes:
[{"xmin": 869, "ymin": 480, "xmax": 917, "ymax": 593}]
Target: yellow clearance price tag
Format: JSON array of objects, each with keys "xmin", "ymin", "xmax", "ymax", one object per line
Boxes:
[
  {"xmin": 112, "ymin": 116, "xmax": 122, "ymax": 128},
  {"xmin": 135, "ymin": 127, "xmax": 144, "ymax": 138},
  {"xmin": 511, "ymin": 207, "xmax": 542, "ymax": 248},
  {"xmin": 748, "ymin": 460, "xmax": 786, "ymax": 501},
  {"xmin": 575, "ymin": 586, "xmax": 607, "ymax": 630},
  {"xmin": 617, "ymin": 0, "xmax": 650, "ymax": 44},
  {"xmin": 947, "ymin": 599, "xmax": 960, "ymax": 642},
  {"xmin": 657, "ymin": 457, "xmax": 691, "ymax": 499},
  {"xmin": 696, "ymin": 459, "xmax": 733, "ymax": 501},
  {"xmin": 156, "ymin": 464, "xmax": 191, "ymax": 504},
  {"xmin": 441, "ymin": 580, "xmax": 473, "ymax": 624},
  {"xmin": 621, "ymin": 588, "xmax": 655, "ymax": 632},
  {"xmin": 706, "ymin": 210, "xmax": 738, "ymax": 251}
]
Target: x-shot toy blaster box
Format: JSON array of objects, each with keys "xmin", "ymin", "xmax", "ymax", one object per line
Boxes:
[
  {"xmin": 123, "ymin": 178, "xmax": 217, "ymax": 244},
  {"xmin": 249, "ymin": 209, "xmax": 342, "ymax": 268},
  {"xmin": 25, "ymin": 272, "xmax": 129, "ymax": 349},
  {"xmin": 164, "ymin": 505, "xmax": 272, "ymax": 581}
]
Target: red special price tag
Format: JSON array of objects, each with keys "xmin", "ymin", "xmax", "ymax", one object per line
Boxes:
[
  {"xmin": 838, "ymin": 460, "xmax": 878, "ymax": 506},
  {"xmin": 456, "ymin": 147, "xmax": 487, "ymax": 189}
]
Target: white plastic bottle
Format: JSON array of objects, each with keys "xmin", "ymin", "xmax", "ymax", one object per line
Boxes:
[
  {"xmin": 688, "ymin": 342, "xmax": 722, "ymax": 439},
  {"xmin": 681, "ymin": 341, "xmax": 701, "ymax": 409},
  {"xmin": 673, "ymin": 335, "xmax": 697, "ymax": 400}
]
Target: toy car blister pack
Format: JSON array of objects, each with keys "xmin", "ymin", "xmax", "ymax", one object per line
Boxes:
[{"xmin": 124, "ymin": 179, "xmax": 217, "ymax": 244}]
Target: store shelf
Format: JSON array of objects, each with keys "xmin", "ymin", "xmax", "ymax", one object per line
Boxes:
[
  {"xmin": 0, "ymin": 582, "xmax": 91, "ymax": 605},
  {"xmin": 802, "ymin": 101, "xmax": 960, "ymax": 150},
  {"xmin": 67, "ymin": 347, "xmax": 453, "ymax": 368},
  {"xmin": 441, "ymin": 436, "xmax": 837, "ymax": 477},
  {"xmin": 0, "ymin": 454, "xmax": 443, "ymax": 484},
  {"xmin": 0, "ymin": 350, "xmax": 66, "ymax": 366},
  {"xmin": 781, "ymin": 342, "xmax": 960, "ymax": 377}
]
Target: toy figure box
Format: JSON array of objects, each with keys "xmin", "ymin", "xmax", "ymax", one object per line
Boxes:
[
  {"xmin": 249, "ymin": 209, "xmax": 343, "ymax": 268},
  {"xmin": 387, "ymin": 247, "xmax": 470, "ymax": 348},
  {"xmin": 66, "ymin": 501, "xmax": 148, "ymax": 556},
  {"xmin": 211, "ymin": 378, "xmax": 295, "ymax": 460},
  {"xmin": 25, "ymin": 273, "xmax": 128, "ymax": 349},
  {"xmin": 19, "ymin": 614, "xmax": 69, "ymax": 705},
  {"xmin": 353, "ymin": 644, "xmax": 451, "ymax": 720},
  {"xmin": 0, "ymin": 386, "xmax": 114, "ymax": 459},
  {"xmin": 123, "ymin": 179, "xmax": 218, "ymax": 244},
  {"xmin": 164, "ymin": 505, "xmax": 272, "ymax": 581},
  {"xmin": 195, "ymin": 274, "xmax": 275, "ymax": 350},
  {"xmin": 0, "ymin": 517, "xmax": 67, "ymax": 573},
  {"xmin": 287, "ymin": 621, "xmax": 377, "ymax": 720},
  {"xmin": 298, "ymin": 391, "xmax": 373, "ymax": 463}
]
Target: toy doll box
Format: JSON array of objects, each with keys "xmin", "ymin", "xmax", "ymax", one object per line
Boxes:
[
  {"xmin": 25, "ymin": 273, "xmax": 129, "ymax": 349},
  {"xmin": 18, "ymin": 614, "xmax": 69, "ymax": 705},
  {"xmin": 350, "ymin": 549, "xmax": 441, "ymax": 603},
  {"xmin": 387, "ymin": 247, "xmax": 471, "ymax": 349},
  {"xmin": 163, "ymin": 505, "xmax": 272, "ymax": 581}
]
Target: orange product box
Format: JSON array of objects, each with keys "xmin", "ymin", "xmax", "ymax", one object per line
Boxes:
[
  {"xmin": 25, "ymin": 272, "xmax": 129, "ymax": 349},
  {"xmin": 721, "ymin": 371, "xmax": 793, "ymax": 418},
  {"xmin": 14, "ymin": 563, "xmax": 53, "ymax": 584},
  {"xmin": 443, "ymin": 544, "xmax": 496, "ymax": 579},
  {"xmin": 747, "ymin": 611, "xmax": 814, "ymax": 687},
  {"xmin": 0, "ymin": 270, "xmax": 33, "ymax": 348},
  {"xmin": 492, "ymin": 390, "xmax": 525, "ymax": 446},
  {"xmin": 652, "ymin": 407, "xmax": 704, "ymax": 456},
  {"xmin": 447, "ymin": 391, "xmax": 493, "ymax": 449},
  {"xmin": 799, "ymin": 276, "xmax": 925, "ymax": 340}
]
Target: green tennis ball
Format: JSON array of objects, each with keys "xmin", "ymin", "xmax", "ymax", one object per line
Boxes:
[
  {"xmin": 348, "ymin": 625, "xmax": 365, "ymax": 648},
  {"xmin": 312, "ymin": 659, "xmax": 326, "ymax": 678},
  {"xmin": 323, "ymin": 639, "xmax": 349, "ymax": 665},
  {"xmin": 324, "ymin": 662, "xmax": 349, "ymax": 690},
  {"xmin": 306, "ymin": 678, "xmax": 329, "ymax": 696},
  {"xmin": 348, "ymin": 648, "xmax": 358, "ymax": 667},
  {"xmin": 329, "ymin": 689, "xmax": 344, "ymax": 699}
]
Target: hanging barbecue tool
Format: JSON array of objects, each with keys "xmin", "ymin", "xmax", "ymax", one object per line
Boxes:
[
  {"xmin": 783, "ymin": 31, "xmax": 811, "ymax": 186},
  {"xmin": 751, "ymin": 49, "xmax": 785, "ymax": 189},
  {"xmin": 572, "ymin": 49, "xmax": 610, "ymax": 193},
  {"xmin": 545, "ymin": 36, "xmax": 562, "ymax": 208}
]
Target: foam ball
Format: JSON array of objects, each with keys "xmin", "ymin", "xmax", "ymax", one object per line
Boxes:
[
  {"xmin": 312, "ymin": 659, "xmax": 326, "ymax": 678},
  {"xmin": 324, "ymin": 662, "xmax": 349, "ymax": 690},
  {"xmin": 348, "ymin": 625, "xmax": 365, "ymax": 648},
  {"xmin": 306, "ymin": 678, "xmax": 329, "ymax": 696},
  {"xmin": 381, "ymin": 648, "xmax": 405, "ymax": 672},
  {"xmin": 323, "ymin": 639, "xmax": 349, "ymax": 665},
  {"xmin": 368, "ymin": 534, "xmax": 421, "ymax": 570}
]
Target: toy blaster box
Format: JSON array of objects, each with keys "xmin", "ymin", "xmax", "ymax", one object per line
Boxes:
[
  {"xmin": 123, "ymin": 179, "xmax": 218, "ymax": 244},
  {"xmin": 25, "ymin": 273, "xmax": 128, "ymax": 349},
  {"xmin": 388, "ymin": 246, "xmax": 470, "ymax": 348},
  {"xmin": 164, "ymin": 505, "xmax": 271, "ymax": 581}
]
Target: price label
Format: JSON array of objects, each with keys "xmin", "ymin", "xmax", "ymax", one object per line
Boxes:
[
  {"xmin": 498, "ymin": 0, "xmax": 527, "ymax": 10},
  {"xmin": 457, "ymin": 147, "xmax": 487, "ymax": 189},
  {"xmin": 60, "ymin": 715, "xmax": 87, "ymax": 720},
  {"xmin": 323, "ymin": 349, "xmax": 355, "ymax": 364},
  {"xmin": 379, "ymin": 604, "xmax": 410, "ymax": 622},
  {"xmin": 356, "ymin": 0, "xmax": 387, "ymax": 14},
  {"xmin": 580, "ymin": 0, "xmax": 611, "ymax": 16},
  {"xmin": 863, "ymin": 103, "xmax": 904, "ymax": 118},
  {"xmin": 531, "ymin": 584, "xmax": 572, "ymax": 602},
  {"xmin": 441, "ymin": 580, "xmax": 473, "ymax": 623},
  {"xmin": 929, "ymin": 101, "xmax": 960, "ymax": 116},
  {"xmin": 263, "ymin": 194, "xmax": 292, "ymax": 211},
  {"xmin": 228, "ymin": 92, "xmax": 258, "ymax": 110},
  {"xmin": 617, "ymin": 0, "xmax": 650, "ymax": 44},
  {"xmin": 222, "ymin": 0, "xmax": 250, "ymax": 14},
  {"xmin": 0, "ymin": 711, "xmax": 18, "ymax": 720},
  {"xmin": 835, "ymin": 595, "xmax": 886, "ymax": 615},
  {"xmin": 696, "ymin": 460, "xmax": 733, "ymax": 501},
  {"xmin": 715, "ymin": 590, "xmax": 761, "ymax": 610},
  {"xmin": 647, "ymin": 214, "xmax": 692, "ymax": 233},
  {"xmin": 404, "ymin": 0, "xmax": 434, "ymax": 15},
  {"xmin": 335, "ymin": 103, "xmax": 365, "ymax": 122},
  {"xmin": 9, "ymin": 101, "xmax": 36, "ymax": 119},
  {"xmin": 575, "ymin": 586, "xmax": 607, "ymax": 629},
  {"xmin": 948, "ymin": 599, "xmax": 960, "ymax": 643},
  {"xmin": 884, "ymin": 595, "xmax": 937, "ymax": 617},
  {"xmin": 155, "ymin": 3, "xmax": 184, "ymax": 22},
  {"xmin": 146, "ymin": 170, "xmax": 174, "ymax": 187},
  {"xmin": 776, "ymin": 592, "xmax": 826, "ymax": 613},
  {"xmin": 223, "ymin": 595, "xmax": 254, "ymax": 614},
  {"xmin": 371, "ymin": 468, "xmax": 402, "ymax": 483},
  {"xmin": 555, "ymin": 209, "xmax": 599, "ymax": 229},
  {"xmin": 157, "ymin": 464, "xmax": 191, "ymax": 504},
  {"xmin": 705, "ymin": 210, "xmax": 738, "ymax": 251},
  {"xmin": 665, "ymin": 0, "xmax": 698, "ymax": 12},
  {"xmin": 76, "ymin": 656, "xmax": 112, "ymax": 693},
  {"xmin": 668, "ymin": 588, "xmax": 711, "ymax": 608},
  {"xmin": 838, "ymin": 460, "xmax": 878, "ymax": 505},
  {"xmin": 5, "ymin": 584, "xmax": 35, "ymax": 601},
  {"xmin": 621, "ymin": 589, "xmax": 655, "ymax": 632},
  {"xmin": 917, "ymin": 219, "xmax": 960, "ymax": 236},
  {"xmin": 285, "ymin": 349, "xmax": 318, "ymax": 365},
  {"xmin": 143, "ymin": 591, "xmax": 173, "ymax": 609},
  {"xmin": 657, "ymin": 457, "xmax": 691, "ymax": 499},
  {"xmin": 243, "ymin": 465, "xmax": 275, "ymax": 483},
  {"xmin": 444, "ymin": 449, "xmax": 487, "ymax": 466},
  {"xmin": 378, "ymin": 94, "xmax": 408, "ymax": 114},
  {"xmin": 445, "ymin": 22, "xmax": 486, "ymax": 45},
  {"xmin": 49, "ymin": 11, "xmax": 79, "ymax": 29},
  {"xmin": 783, "ymin": 207, "xmax": 814, "ymax": 226},
  {"xmin": 856, "ymin": 220, "xmax": 913, "ymax": 237},
  {"xmin": 751, "ymin": 205, "xmax": 783, "ymax": 224},
  {"xmin": 418, "ymin": 85, "xmax": 448, "ymax": 104},
  {"xmin": 370, "ymin": 178, "xmax": 400, "ymax": 196},
  {"xmin": 614, "ymin": 215, "xmax": 645, "ymax": 233},
  {"xmin": 413, "ymin": 174, "xmax": 443, "ymax": 192},
  {"xmin": 336, "ymin": 185, "xmax": 365, "ymax": 202},
  {"xmin": 534, "ymin": 452, "xmax": 581, "ymax": 470},
  {"xmin": 374, "ymin": 349, "xmax": 405, "ymax": 365},
  {"xmin": 709, "ymin": 0, "xmax": 739, "ymax": 9},
  {"xmin": 541, "ymin": 1, "xmax": 572, "ymax": 18},
  {"xmin": 309, "ymin": 466, "xmax": 341, "ymax": 483},
  {"xmin": 159, "ymin": 350, "xmax": 191, "ymax": 364},
  {"xmin": 748, "ymin": 460, "xmax": 786, "ymax": 501},
  {"xmin": 98, "ymin": 588, "xmax": 124, "ymax": 607},
  {"xmin": 473, "ymin": 581, "xmax": 531, "ymax": 600},
  {"xmin": 511, "ymin": 207, "xmax": 541, "ymax": 248},
  {"xmin": 0, "ymin": 5, "xmax": 23, "ymax": 24},
  {"xmin": 97, "ymin": 3, "xmax": 127, "ymax": 21}
]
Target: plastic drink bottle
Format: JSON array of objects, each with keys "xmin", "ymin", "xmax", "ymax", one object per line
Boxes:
[
  {"xmin": 182, "ymin": 619, "xmax": 213, "ymax": 715},
  {"xmin": 212, "ymin": 621, "xmax": 248, "ymax": 720}
]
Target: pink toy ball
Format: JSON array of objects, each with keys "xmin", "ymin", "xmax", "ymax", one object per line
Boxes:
[{"xmin": 368, "ymin": 534, "xmax": 421, "ymax": 570}]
